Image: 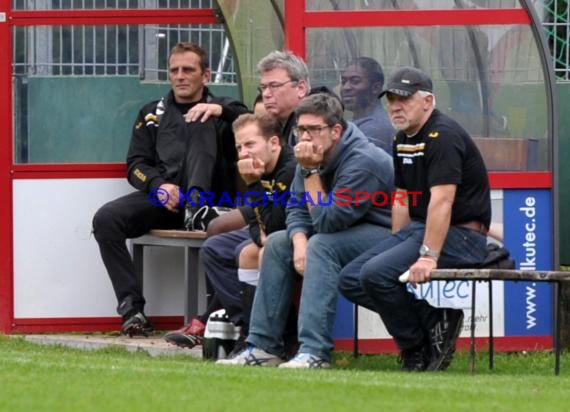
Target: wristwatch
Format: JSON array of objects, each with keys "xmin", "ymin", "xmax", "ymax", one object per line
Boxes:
[
  {"xmin": 419, "ymin": 244, "xmax": 440, "ymax": 259},
  {"xmin": 300, "ymin": 167, "xmax": 320, "ymax": 179}
]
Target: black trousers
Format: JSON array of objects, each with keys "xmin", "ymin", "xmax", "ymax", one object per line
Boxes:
[
  {"xmin": 92, "ymin": 191, "xmax": 184, "ymax": 315},
  {"xmin": 177, "ymin": 119, "xmax": 219, "ymax": 193}
]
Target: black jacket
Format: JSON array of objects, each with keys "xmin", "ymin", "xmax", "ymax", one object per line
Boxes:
[
  {"xmin": 282, "ymin": 112, "xmax": 297, "ymax": 147},
  {"xmin": 239, "ymin": 145, "xmax": 297, "ymax": 246}
]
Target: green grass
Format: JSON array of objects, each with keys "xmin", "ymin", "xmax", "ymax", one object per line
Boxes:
[{"xmin": 1, "ymin": 335, "xmax": 570, "ymax": 412}]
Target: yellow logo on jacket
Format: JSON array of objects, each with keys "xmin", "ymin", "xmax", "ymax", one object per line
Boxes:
[{"xmin": 134, "ymin": 168, "xmax": 147, "ymax": 182}]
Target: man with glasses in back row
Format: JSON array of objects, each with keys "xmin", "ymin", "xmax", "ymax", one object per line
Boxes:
[{"xmin": 218, "ymin": 92, "xmax": 394, "ymax": 368}]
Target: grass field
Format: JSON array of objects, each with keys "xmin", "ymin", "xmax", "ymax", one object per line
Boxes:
[{"xmin": 1, "ymin": 334, "xmax": 570, "ymax": 412}]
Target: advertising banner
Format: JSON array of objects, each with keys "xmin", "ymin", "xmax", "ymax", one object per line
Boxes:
[{"xmin": 503, "ymin": 189, "xmax": 553, "ymax": 337}]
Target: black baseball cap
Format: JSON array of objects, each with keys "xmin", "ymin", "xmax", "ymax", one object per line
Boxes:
[{"xmin": 378, "ymin": 66, "xmax": 433, "ymax": 98}]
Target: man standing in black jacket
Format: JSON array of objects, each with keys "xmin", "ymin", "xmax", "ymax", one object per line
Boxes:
[{"xmin": 92, "ymin": 42, "xmax": 248, "ymax": 336}]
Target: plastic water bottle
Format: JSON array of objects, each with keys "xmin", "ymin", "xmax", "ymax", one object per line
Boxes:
[{"xmin": 202, "ymin": 309, "xmax": 241, "ymax": 360}]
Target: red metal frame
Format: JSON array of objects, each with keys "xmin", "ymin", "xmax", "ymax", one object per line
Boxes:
[
  {"xmin": 12, "ymin": 164, "xmax": 127, "ymax": 179},
  {"xmin": 0, "ymin": 5, "xmax": 218, "ymax": 333},
  {"xmin": 9, "ymin": 8, "xmax": 217, "ymax": 26},
  {"xmin": 0, "ymin": 0, "xmax": 14, "ymax": 333},
  {"xmin": 9, "ymin": 167, "xmax": 553, "ymax": 189},
  {"xmin": 488, "ymin": 171, "xmax": 552, "ymax": 189},
  {"xmin": 336, "ymin": 335, "xmax": 552, "ymax": 354},
  {"xmin": 302, "ymin": 9, "xmax": 530, "ymax": 28},
  {"xmin": 12, "ymin": 316, "xmax": 185, "ymax": 334},
  {"xmin": 284, "ymin": 0, "xmax": 305, "ymax": 56},
  {"xmin": 10, "ymin": 314, "xmax": 553, "ymax": 354}
]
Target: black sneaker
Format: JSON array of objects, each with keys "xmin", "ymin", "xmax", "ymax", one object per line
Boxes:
[
  {"xmin": 186, "ymin": 205, "xmax": 232, "ymax": 231},
  {"xmin": 183, "ymin": 188, "xmax": 203, "ymax": 231},
  {"xmin": 183, "ymin": 203, "xmax": 200, "ymax": 231},
  {"xmin": 163, "ymin": 317, "xmax": 205, "ymax": 348},
  {"xmin": 399, "ymin": 344, "xmax": 428, "ymax": 372},
  {"xmin": 425, "ymin": 308, "xmax": 464, "ymax": 371},
  {"xmin": 121, "ymin": 312, "xmax": 155, "ymax": 337}
]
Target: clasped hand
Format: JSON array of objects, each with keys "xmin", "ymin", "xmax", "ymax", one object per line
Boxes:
[
  {"xmin": 237, "ymin": 158, "xmax": 265, "ymax": 185},
  {"xmin": 294, "ymin": 142, "xmax": 323, "ymax": 168}
]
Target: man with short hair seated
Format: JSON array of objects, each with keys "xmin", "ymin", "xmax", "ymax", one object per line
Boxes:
[
  {"xmin": 164, "ymin": 112, "xmax": 296, "ymax": 350},
  {"xmin": 218, "ymin": 92, "xmax": 394, "ymax": 368}
]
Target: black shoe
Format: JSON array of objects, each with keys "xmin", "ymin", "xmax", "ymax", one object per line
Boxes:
[
  {"xmin": 186, "ymin": 205, "xmax": 232, "ymax": 231},
  {"xmin": 183, "ymin": 187, "xmax": 204, "ymax": 231},
  {"xmin": 399, "ymin": 344, "xmax": 428, "ymax": 372},
  {"xmin": 425, "ymin": 308, "xmax": 464, "ymax": 371},
  {"xmin": 121, "ymin": 312, "xmax": 155, "ymax": 337},
  {"xmin": 183, "ymin": 203, "xmax": 200, "ymax": 231},
  {"xmin": 163, "ymin": 317, "xmax": 205, "ymax": 349}
]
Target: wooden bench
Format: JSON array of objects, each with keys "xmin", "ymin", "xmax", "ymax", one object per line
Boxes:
[
  {"xmin": 131, "ymin": 230, "xmax": 207, "ymax": 324},
  {"xmin": 353, "ymin": 268, "xmax": 570, "ymax": 375}
]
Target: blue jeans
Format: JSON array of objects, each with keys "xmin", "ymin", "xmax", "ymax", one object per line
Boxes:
[
  {"xmin": 247, "ymin": 223, "xmax": 391, "ymax": 362},
  {"xmin": 338, "ymin": 221, "xmax": 487, "ymax": 350}
]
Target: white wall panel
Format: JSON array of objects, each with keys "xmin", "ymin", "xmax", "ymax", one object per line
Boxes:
[{"xmin": 13, "ymin": 179, "xmax": 187, "ymax": 318}]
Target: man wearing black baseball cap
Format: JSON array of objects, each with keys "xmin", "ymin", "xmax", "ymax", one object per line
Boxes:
[
  {"xmin": 339, "ymin": 66, "xmax": 491, "ymax": 372},
  {"xmin": 378, "ymin": 66, "xmax": 433, "ymax": 98}
]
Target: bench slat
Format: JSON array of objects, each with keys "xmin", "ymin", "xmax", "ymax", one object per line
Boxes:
[
  {"xmin": 148, "ymin": 229, "xmax": 207, "ymax": 239},
  {"xmin": 431, "ymin": 269, "xmax": 570, "ymax": 282}
]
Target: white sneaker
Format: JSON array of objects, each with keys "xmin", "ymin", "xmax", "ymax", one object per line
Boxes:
[
  {"xmin": 278, "ymin": 353, "xmax": 330, "ymax": 369},
  {"xmin": 215, "ymin": 345, "xmax": 284, "ymax": 367}
]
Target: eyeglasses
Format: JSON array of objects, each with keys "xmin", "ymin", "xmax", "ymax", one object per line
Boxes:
[
  {"xmin": 292, "ymin": 125, "xmax": 331, "ymax": 138},
  {"xmin": 257, "ymin": 79, "xmax": 297, "ymax": 94}
]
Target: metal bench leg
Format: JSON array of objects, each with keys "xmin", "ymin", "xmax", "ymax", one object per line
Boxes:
[
  {"xmin": 184, "ymin": 247, "xmax": 199, "ymax": 324},
  {"xmin": 470, "ymin": 280, "xmax": 477, "ymax": 374},
  {"xmin": 353, "ymin": 303, "xmax": 359, "ymax": 358},
  {"xmin": 183, "ymin": 246, "xmax": 207, "ymax": 324},
  {"xmin": 489, "ymin": 280, "xmax": 494, "ymax": 370},
  {"xmin": 555, "ymin": 281, "xmax": 561, "ymax": 375},
  {"xmin": 132, "ymin": 243, "xmax": 144, "ymax": 296}
]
